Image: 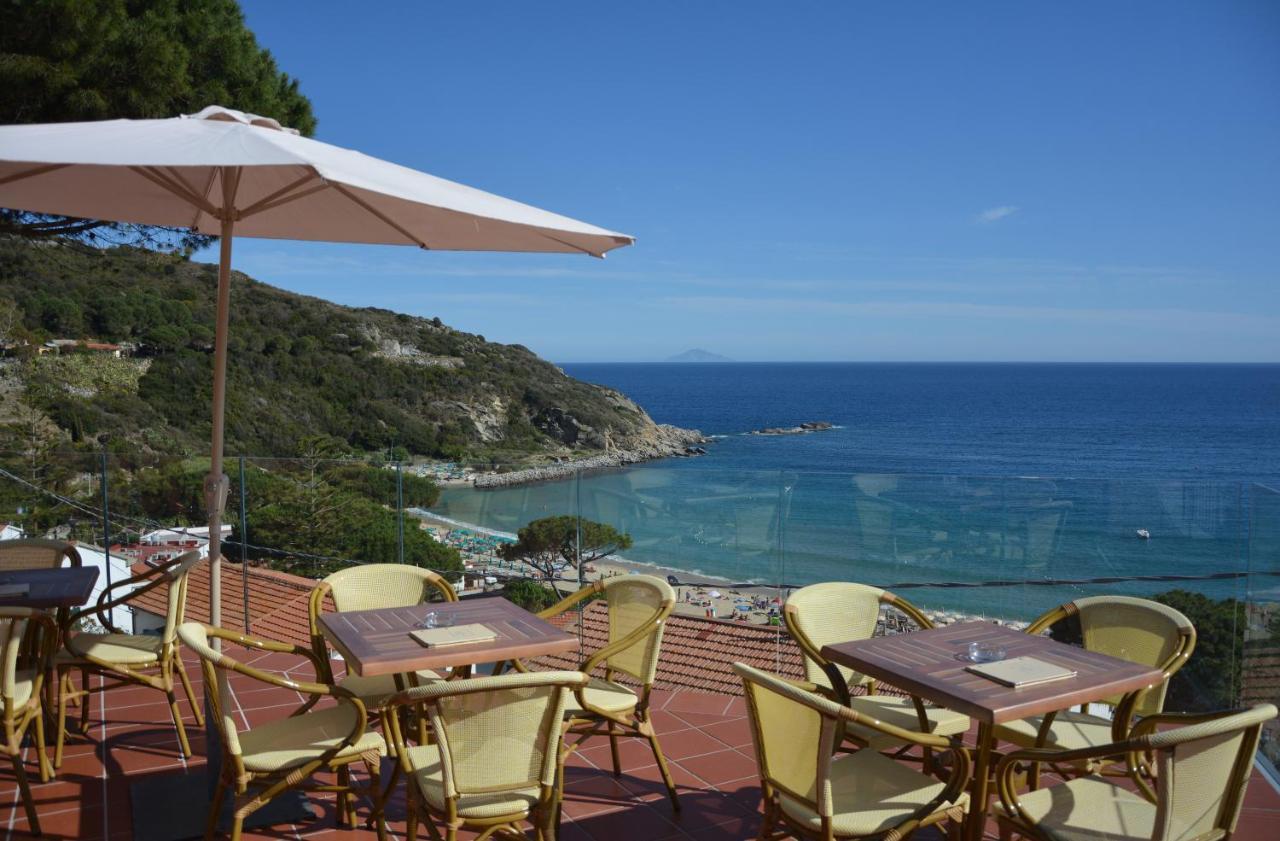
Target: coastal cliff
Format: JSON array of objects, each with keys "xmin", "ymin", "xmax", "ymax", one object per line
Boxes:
[{"xmin": 0, "ymin": 237, "xmax": 700, "ymax": 464}]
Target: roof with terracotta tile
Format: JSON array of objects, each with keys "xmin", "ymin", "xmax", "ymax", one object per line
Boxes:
[
  {"xmin": 534, "ymin": 601, "xmax": 806, "ymax": 696},
  {"xmin": 129, "ymin": 561, "xmax": 317, "ymax": 649}
]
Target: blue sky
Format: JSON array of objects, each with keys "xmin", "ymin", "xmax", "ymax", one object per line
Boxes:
[{"xmin": 206, "ymin": 2, "xmax": 1280, "ymax": 362}]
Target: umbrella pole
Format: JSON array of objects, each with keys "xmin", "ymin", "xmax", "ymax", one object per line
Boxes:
[{"xmin": 205, "ymin": 171, "xmax": 239, "ymax": 640}]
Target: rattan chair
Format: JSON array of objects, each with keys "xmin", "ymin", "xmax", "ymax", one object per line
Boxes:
[
  {"xmin": 784, "ymin": 582, "xmax": 970, "ymax": 760},
  {"xmin": 383, "ymin": 670, "xmax": 589, "ymax": 841},
  {"xmin": 309, "ymin": 564, "xmax": 458, "ymax": 710},
  {"xmin": 735, "ymin": 662, "xmax": 970, "ymax": 841},
  {"xmin": 177, "ymin": 622, "xmax": 387, "ymax": 841},
  {"xmin": 1, "ymin": 608, "xmax": 58, "ymax": 834},
  {"xmin": 0, "ymin": 538, "xmax": 82, "ymax": 571},
  {"xmin": 995, "ymin": 703, "xmax": 1277, "ymax": 841},
  {"xmin": 505, "ymin": 575, "xmax": 682, "ymax": 810},
  {"xmin": 993, "ymin": 595, "xmax": 1196, "ymax": 785},
  {"xmin": 54, "ymin": 550, "xmax": 204, "ymax": 767}
]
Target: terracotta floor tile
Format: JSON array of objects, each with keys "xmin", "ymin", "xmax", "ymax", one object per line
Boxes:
[
  {"xmin": 663, "ymin": 692, "xmax": 734, "ymax": 717},
  {"xmin": 574, "ymin": 735, "xmax": 660, "ymax": 771},
  {"xmin": 664, "ymin": 790, "xmax": 756, "ymax": 833},
  {"xmin": 699, "ymin": 717, "xmax": 754, "ymax": 749},
  {"xmin": 571, "ymin": 801, "xmax": 685, "ymax": 840},
  {"xmin": 673, "ymin": 748, "xmax": 758, "ymax": 787},
  {"xmin": 1242, "ymin": 777, "xmax": 1280, "ymax": 811},
  {"xmin": 651, "ymin": 728, "xmax": 732, "ymax": 762},
  {"xmin": 683, "ymin": 811, "xmax": 761, "ymax": 841}
]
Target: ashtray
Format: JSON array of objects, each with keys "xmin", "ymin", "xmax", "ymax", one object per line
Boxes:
[{"xmin": 964, "ymin": 642, "xmax": 1007, "ymax": 664}]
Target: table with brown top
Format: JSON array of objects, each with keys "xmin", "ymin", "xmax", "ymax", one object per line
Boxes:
[
  {"xmin": 822, "ymin": 620, "xmax": 1165, "ymax": 841},
  {"xmin": 0, "ymin": 566, "xmax": 99, "ymax": 610},
  {"xmin": 319, "ymin": 595, "xmax": 579, "ymax": 679}
]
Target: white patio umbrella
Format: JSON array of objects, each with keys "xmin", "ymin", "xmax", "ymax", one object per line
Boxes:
[{"xmin": 0, "ymin": 105, "xmax": 633, "ymax": 632}]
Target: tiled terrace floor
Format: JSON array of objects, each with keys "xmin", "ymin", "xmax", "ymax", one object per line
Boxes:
[{"xmin": 3, "ymin": 649, "xmax": 1278, "ymax": 840}]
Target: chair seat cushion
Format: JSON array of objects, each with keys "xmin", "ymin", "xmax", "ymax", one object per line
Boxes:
[
  {"xmin": 995, "ymin": 710, "xmax": 1116, "ymax": 752},
  {"xmin": 997, "ymin": 776, "xmax": 1163, "ymax": 841},
  {"xmin": 239, "ymin": 703, "xmax": 385, "ymax": 773},
  {"xmin": 844, "ymin": 694, "xmax": 970, "ymax": 749},
  {"xmin": 778, "ymin": 748, "xmax": 967, "ymax": 836},
  {"xmin": 564, "ymin": 676, "xmax": 637, "ymax": 716},
  {"xmin": 64, "ymin": 633, "xmax": 163, "ymax": 665},
  {"xmin": 339, "ymin": 669, "xmax": 443, "ymax": 709},
  {"xmin": 405, "ymin": 743, "xmax": 542, "ymax": 819}
]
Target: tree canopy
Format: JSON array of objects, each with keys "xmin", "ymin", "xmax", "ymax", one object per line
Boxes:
[
  {"xmin": 0, "ymin": 0, "xmax": 315, "ymax": 250},
  {"xmin": 498, "ymin": 515, "xmax": 632, "ymax": 595}
]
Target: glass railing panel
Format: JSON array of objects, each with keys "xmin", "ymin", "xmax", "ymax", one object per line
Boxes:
[
  {"xmin": 1246, "ymin": 483, "xmax": 1280, "ymax": 775},
  {"xmin": 429, "ymin": 463, "xmax": 791, "ymax": 680},
  {"xmin": 779, "ymin": 472, "xmax": 1249, "ymax": 712}
]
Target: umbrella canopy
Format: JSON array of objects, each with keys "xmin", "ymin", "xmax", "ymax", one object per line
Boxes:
[
  {"xmin": 0, "ymin": 105, "xmax": 633, "ymax": 632},
  {"xmin": 0, "ymin": 105, "xmax": 633, "ymax": 256}
]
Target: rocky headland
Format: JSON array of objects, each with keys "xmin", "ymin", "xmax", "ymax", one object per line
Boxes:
[{"xmin": 474, "ymin": 424, "xmax": 708, "ymax": 488}]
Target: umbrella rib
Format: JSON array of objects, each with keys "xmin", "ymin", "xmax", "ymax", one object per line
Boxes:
[
  {"xmin": 0, "ymin": 163, "xmax": 70, "ymax": 188},
  {"xmin": 236, "ymin": 171, "xmax": 321, "ymax": 219},
  {"xmin": 531, "ymin": 230, "xmax": 602, "ymax": 258},
  {"xmin": 330, "ymin": 183, "xmax": 429, "ymax": 248},
  {"xmin": 130, "ymin": 166, "xmax": 221, "ymax": 218},
  {"xmin": 238, "ymin": 179, "xmax": 331, "ymax": 220}
]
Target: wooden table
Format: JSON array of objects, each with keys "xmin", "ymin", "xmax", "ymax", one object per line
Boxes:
[
  {"xmin": 822, "ymin": 620, "xmax": 1165, "ymax": 841},
  {"xmin": 0, "ymin": 566, "xmax": 99, "ymax": 610},
  {"xmin": 319, "ymin": 596, "xmax": 579, "ymax": 678}
]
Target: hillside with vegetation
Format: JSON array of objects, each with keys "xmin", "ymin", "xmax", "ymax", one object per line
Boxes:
[{"xmin": 0, "ymin": 236, "xmax": 698, "ymax": 464}]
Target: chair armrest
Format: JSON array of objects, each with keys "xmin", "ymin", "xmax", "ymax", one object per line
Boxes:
[
  {"xmin": 535, "ymin": 580, "xmax": 605, "ymax": 621},
  {"xmin": 836, "ymin": 702, "xmax": 956, "ymax": 750}
]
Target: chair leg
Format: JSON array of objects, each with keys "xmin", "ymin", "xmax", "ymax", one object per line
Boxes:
[
  {"xmin": 407, "ymin": 788, "xmax": 424, "ymax": 841},
  {"xmin": 167, "ymin": 688, "xmax": 193, "ymax": 758},
  {"xmin": 206, "ymin": 776, "xmax": 228, "ymax": 841},
  {"xmin": 79, "ymin": 668, "xmax": 91, "ymax": 731},
  {"xmin": 643, "ymin": 727, "xmax": 680, "ymax": 812},
  {"xmin": 11, "ymin": 752, "xmax": 41, "ymax": 835},
  {"xmin": 229, "ymin": 814, "xmax": 244, "ymax": 841},
  {"xmin": 606, "ymin": 719, "xmax": 622, "ymax": 776},
  {"xmin": 54, "ymin": 669, "xmax": 69, "ymax": 769},
  {"xmin": 336, "ymin": 764, "xmax": 352, "ymax": 827},
  {"xmin": 33, "ymin": 709, "xmax": 52, "ymax": 783},
  {"xmin": 366, "ymin": 758, "xmax": 388, "ymax": 841},
  {"xmin": 175, "ymin": 656, "xmax": 204, "ymax": 726}
]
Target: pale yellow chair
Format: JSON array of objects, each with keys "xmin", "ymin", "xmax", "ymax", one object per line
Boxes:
[
  {"xmin": 996, "ymin": 703, "xmax": 1277, "ymax": 841},
  {"xmin": 784, "ymin": 582, "xmax": 970, "ymax": 759},
  {"xmin": 0, "ymin": 538, "xmax": 81, "ymax": 571},
  {"xmin": 309, "ymin": 564, "xmax": 457, "ymax": 709},
  {"xmin": 178, "ymin": 622, "xmax": 387, "ymax": 841},
  {"xmin": 505, "ymin": 575, "xmax": 681, "ymax": 809},
  {"xmin": 994, "ymin": 595, "xmax": 1195, "ymax": 785},
  {"xmin": 735, "ymin": 662, "xmax": 969, "ymax": 841},
  {"xmin": 384, "ymin": 670, "xmax": 589, "ymax": 841},
  {"xmin": 1, "ymin": 608, "xmax": 57, "ymax": 834},
  {"xmin": 55, "ymin": 550, "xmax": 205, "ymax": 767}
]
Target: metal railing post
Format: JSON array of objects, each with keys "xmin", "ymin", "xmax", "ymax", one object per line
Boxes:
[
  {"xmin": 100, "ymin": 453, "xmax": 112, "ymax": 591},
  {"xmin": 396, "ymin": 461, "xmax": 405, "ymax": 564},
  {"xmin": 240, "ymin": 456, "xmax": 249, "ymax": 633}
]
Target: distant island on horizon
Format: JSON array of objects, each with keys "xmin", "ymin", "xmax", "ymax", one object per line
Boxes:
[{"xmin": 666, "ymin": 348, "xmax": 734, "ymax": 363}]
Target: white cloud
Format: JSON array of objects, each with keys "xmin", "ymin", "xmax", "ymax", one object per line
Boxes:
[{"xmin": 976, "ymin": 205, "xmax": 1019, "ymax": 224}]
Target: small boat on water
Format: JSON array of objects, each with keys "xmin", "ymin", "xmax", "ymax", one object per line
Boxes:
[{"xmin": 1136, "ymin": 529, "xmax": 1151, "ymax": 539}]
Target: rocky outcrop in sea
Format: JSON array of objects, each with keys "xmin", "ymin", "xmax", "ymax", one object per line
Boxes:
[
  {"xmin": 749, "ymin": 421, "xmax": 833, "ymax": 436},
  {"xmin": 474, "ymin": 424, "xmax": 707, "ymax": 488}
]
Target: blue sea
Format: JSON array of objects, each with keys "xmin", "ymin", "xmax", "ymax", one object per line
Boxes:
[{"xmin": 432, "ymin": 363, "xmax": 1280, "ymax": 617}]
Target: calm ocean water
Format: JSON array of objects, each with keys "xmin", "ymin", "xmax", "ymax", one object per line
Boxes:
[{"xmin": 433, "ymin": 363, "xmax": 1280, "ymax": 617}]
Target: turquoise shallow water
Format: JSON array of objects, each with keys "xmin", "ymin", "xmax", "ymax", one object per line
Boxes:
[{"xmin": 431, "ymin": 363, "xmax": 1280, "ymax": 618}]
